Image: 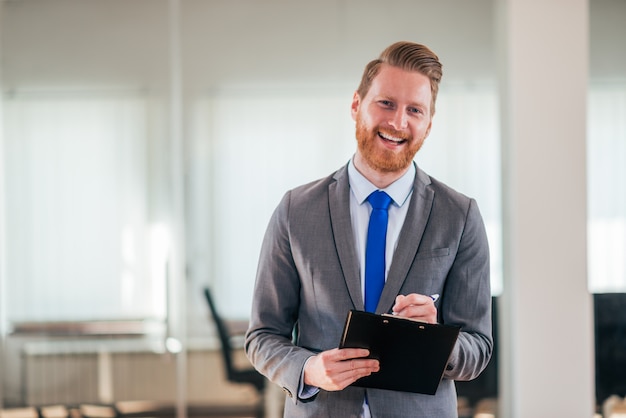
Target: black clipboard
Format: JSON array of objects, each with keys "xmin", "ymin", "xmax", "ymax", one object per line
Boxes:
[{"xmin": 338, "ymin": 309, "xmax": 460, "ymax": 395}]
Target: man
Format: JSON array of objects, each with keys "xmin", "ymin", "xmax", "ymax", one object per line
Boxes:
[{"xmin": 245, "ymin": 41, "xmax": 492, "ymax": 418}]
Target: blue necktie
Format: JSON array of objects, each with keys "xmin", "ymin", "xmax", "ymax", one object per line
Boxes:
[{"xmin": 364, "ymin": 190, "xmax": 392, "ymax": 312}]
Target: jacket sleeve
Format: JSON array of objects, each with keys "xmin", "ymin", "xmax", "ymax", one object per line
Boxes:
[
  {"xmin": 441, "ymin": 198, "xmax": 493, "ymax": 381},
  {"xmin": 244, "ymin": 191, "xmax": 315, "ymax": 404}
]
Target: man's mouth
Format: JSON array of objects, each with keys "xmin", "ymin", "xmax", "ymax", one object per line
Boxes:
[{"xmin": 378, "ymin": 130, "xmax": 408, "ymax": 145}]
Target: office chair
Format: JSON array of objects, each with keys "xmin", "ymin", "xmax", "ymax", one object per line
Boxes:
[{"xmin": 203, "ymin": 287, "xmax": 266, "ymax": 417}]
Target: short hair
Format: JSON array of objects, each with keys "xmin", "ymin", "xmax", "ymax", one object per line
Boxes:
[{"xmin": 356, "ymin": 41, "xmax": 443, "ymax": 114}]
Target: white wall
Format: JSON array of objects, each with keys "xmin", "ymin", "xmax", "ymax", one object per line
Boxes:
[
  {"xmin": 3, "ymin": 0, "xmax": 624, "ymax": 87},
  {"xmin": 1, "ymin": 0, "xmax": 496, "ymax": 88}
]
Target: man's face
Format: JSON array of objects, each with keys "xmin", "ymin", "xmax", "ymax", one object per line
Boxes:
[{"xmin": 351, "ymin": 64, "xmax": 433, "ymax": 174}]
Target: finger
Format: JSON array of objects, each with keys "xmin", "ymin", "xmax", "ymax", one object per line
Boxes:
[
  {"xmin": 392, "ymin": 293, "xmax": 434, "ymax": 313},
  {"xmin": 320, "ymin": 358, "xmax": 379, "ymax": 391},
  {"xmin": 335, "ymin": 360, "xmax": 380, "ymax": 387},
  {"xmin": 396, "ymin": 304, "xmax": 438, "ymax": 324},
  {"xmin": 341, "ymin": 358, "xmax": 379, "ymax": 373},
  {"xmin": 336, "ymin": 347, "xmax": 371, "ymax": 360}
]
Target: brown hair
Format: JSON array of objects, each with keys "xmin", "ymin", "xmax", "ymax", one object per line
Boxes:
[{"xmin": 356, "ymin": 41, "xmax": 443, "ymax": 114}]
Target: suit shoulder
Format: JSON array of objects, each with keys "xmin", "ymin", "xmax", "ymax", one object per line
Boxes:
[
  {"xmin": 287, "ymin": 165, "xmax": 346, "ymax": 203},
  {"xmin": 429, "ymin": 176, "xmax": 471, "ymax": 202},
  {"xmin": 290, "ymin": 174, "xmax": 334, "ymax": 196},
  {"xmin": 417, "ymin": 164, "xmax": 468, "ymax": 198},
  {"xmin": 419, "ymin": 169, "xmax": 478, "ymax": 216}
]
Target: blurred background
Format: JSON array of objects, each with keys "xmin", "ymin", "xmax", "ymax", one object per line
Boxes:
[{"xmin": 0, "ymin": 0, "xmax": 625, "ymax": 417}]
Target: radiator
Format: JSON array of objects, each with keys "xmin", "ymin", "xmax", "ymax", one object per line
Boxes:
[{"xmin": 19, "ymin": 339, "xmax": 258, "ymax": 407}]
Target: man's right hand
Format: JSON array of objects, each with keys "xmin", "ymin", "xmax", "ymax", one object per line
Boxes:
[{"xmin": 303, "ymin": 348, "xmax": 380, "ymax": 391}]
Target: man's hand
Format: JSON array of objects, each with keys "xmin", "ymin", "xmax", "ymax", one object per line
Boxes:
[
  {"xmin": 391, "ymin": 293, "xmax": 438, "ymax": 324},
  {"xmin": 303, "ymin": 348, "xmax": 379, "ymax": 391}
]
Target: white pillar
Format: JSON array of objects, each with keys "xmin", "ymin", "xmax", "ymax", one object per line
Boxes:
[{"xmin": 496, "ymin": 0, "xmax": 595, "ymax": 416}]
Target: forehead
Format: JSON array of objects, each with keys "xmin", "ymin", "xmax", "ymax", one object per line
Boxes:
[{"xmin": 367, "ymin": 64, "xmax": 432, "ymax": 107}]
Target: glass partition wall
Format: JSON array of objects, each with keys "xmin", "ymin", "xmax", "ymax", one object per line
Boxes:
[
  {"xmin": 0, "ymin": 0, "xmax": 195, "ymax": 413},
  {"xmin": 2, "ymin": 0, "xmax": 507, "ymax": 416}
]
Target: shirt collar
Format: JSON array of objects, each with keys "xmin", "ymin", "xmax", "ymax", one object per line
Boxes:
[{"xmin": 348, "ymin": 157, "xmax": 415, "ymax": 208}]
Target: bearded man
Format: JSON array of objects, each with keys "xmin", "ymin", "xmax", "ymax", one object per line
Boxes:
[{"xmin": 245, "ymin": 41, "xmax": 493, "ymax": 418}]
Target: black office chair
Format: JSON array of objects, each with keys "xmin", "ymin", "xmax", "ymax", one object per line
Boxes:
[{"xmin": 203, "ymin": 287, "xmax": 266, "ymax": 417}]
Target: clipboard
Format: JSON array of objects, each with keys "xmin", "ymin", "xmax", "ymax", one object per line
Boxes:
[{"xmin": 338, "ymin": 310, "xmax": 460, "ymax": 395}]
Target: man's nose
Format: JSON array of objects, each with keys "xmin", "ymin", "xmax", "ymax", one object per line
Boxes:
[{"xmin": 389, "ymin": 109, "xmax": 408, "ymax": 130}]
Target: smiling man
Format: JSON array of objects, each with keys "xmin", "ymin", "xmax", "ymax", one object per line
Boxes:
[
  {"xmin": 353, "ymin": 62, "xmax": 434, "ymax": 186},
  {"xmin": 245, "ymin": 41, "xmax": 493, "ymax": 418}
]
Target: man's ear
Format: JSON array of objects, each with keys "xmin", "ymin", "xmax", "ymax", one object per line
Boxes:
[{"xmin": 350, "ymin": 91, "xmax": 361, "ymax": 121}]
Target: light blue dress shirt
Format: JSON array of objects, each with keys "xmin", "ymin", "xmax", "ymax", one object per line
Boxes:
[{"xmin": 347, "ymin": 158, "xmax": 415, "ymax": 302}]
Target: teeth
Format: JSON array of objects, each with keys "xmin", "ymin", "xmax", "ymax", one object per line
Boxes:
[{"xmin": 380, "ymin": 132, "xmax": 405, "ymax": 143}]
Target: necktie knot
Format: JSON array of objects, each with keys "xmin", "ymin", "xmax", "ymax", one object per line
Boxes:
[{"xmin": 367, "ymin": 190, "xmax": 392, "ymax": 211}]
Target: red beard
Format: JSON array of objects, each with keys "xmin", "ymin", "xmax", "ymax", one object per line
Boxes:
[{"xmin": 355, "ymin": 117, "xmax": 424, "ymax": 173}]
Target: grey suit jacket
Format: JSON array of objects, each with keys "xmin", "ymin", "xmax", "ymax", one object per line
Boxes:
[{"xmin": 245, "ymin": 163, "xmax": 492, "ymax": 418}]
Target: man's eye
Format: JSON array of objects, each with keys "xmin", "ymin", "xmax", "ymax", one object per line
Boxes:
[
  {"xmin": 380, "ymin": 100, "xmax": 393, "ymax": 107},
  {"xmin": 408, "ymin": 107, "xmax": 422, "ymax": 114}
]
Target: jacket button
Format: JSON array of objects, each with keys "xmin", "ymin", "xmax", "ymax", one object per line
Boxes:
[{"xmin": 282, "ymin": 387, "xmax": 293, "ymax": 398}]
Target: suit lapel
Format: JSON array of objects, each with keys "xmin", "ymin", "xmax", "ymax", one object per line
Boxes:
[
  {"xmin": 378, "ymin": 168, "xmax": 434, "ymax": 313},
  {"xmin": 329, "ymin": 166, "xmax": 363, "ymax": 310}
]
